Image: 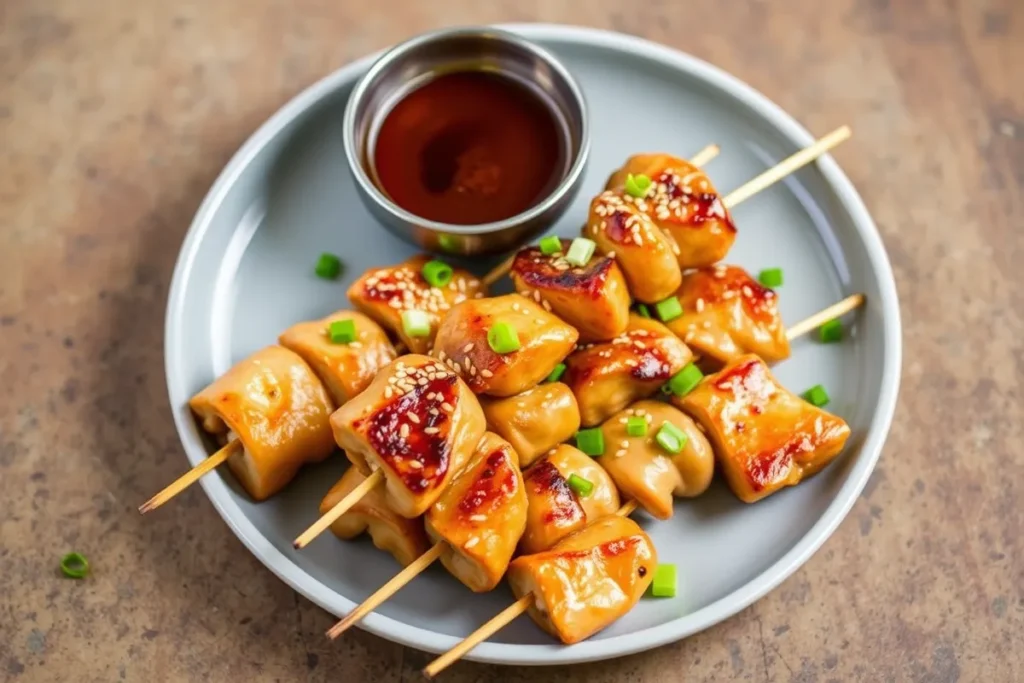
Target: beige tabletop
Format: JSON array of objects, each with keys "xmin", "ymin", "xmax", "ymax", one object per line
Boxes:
[{"xmin": 2, "ymin": 1, "xmax": 1022, "ymax": 681}]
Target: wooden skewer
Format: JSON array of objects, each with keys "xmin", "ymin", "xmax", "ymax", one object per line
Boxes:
[
  {"xmin": 786, "ymin": 293, "xmax": 864, "ymax": 341},
  {"xmin": 480, "ymin": 143, "xmax": 722, "ymax": 288},
  {"xmin": 292, "ymin": 469, "xmax": 385, "ymax": 549},
  {"xmin": 138, "ymin": 439, "xmax": 242, "ymax": 514}
]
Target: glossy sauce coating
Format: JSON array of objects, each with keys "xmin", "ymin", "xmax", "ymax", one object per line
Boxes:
[{"xmin": 480, "ymin": 382, "xmax": 581, "ymax": 467}]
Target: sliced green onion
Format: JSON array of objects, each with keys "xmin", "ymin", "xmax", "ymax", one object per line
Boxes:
[
  {"xmin": 575, "ymin": 428, "xmax": 605, "ymax": 457},
  {"xmin": 654, "ymin": 296, "xmax": 683, "ymax": 322},
  {"xmin": 314, "ymin": 253, "xmax": 342, "ymax": 280},
  {"xmin": 666, "ymin": 363, "xmax": 703, "ymax": 397},
  {"xmin": 655, "ymin": 422, "xmax": 689, "ymax": 454},
  {"xmin": 487, "ymin": 321, "xmax": 521, "ymax": 354},
  {"xmin": 437, "ymin": 233, "xmax": 459, "ymax": 253},
  {"xmin": 545, "ymin": 363, "xmax": 566, "ymax": 383},
  {"xmin": 650, "ymin": 564, "xmax": 676, "ymax": 597},
  {"xmin": 803, "ymin": 384, "xmax": 831, "ymax": 407},
  {"xmin": 819, "ymin": 319, "xmax": 843, "ymax": 343},
  {"xmin": 758, "ymin": 268, "xmax": 784, "ymax": 288},
  {"xmin": 624, "ymin": 173, "xmax": 652, "ymax": 198},
  {"xmin": 635, "ymin": 303, "xmax": 651, "ymax": 319},
  {"xmin": 401, "ymin": 310, "xmax": 431, "ymax": 338},
  {"xmin": 567, "ymin": 473, "xmax": 594, "ymax": 498},
  {"xmin": 539, "ymin": 235, "xmax": 562, "ymax": 255},
  {"xmin": 421, "ymin": 260, "xmax": 453, "ymax": 288},
  {"xmin": 328, "ymin": 319, "xmax": 357, "ymax": 344},
  {"xmin": 565, "ymin": 238, "xmax": 596, "ymax": 267},
  {"xmin": 60, "ymin": 552, "xmax": 89, "ymax": 579},
  {"xmin": 626, "ymin": 416, "xmax": 648, "ymax": 437}
]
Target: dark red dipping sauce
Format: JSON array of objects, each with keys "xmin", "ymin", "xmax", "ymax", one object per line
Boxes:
[{"xmin": 373, "ymin": 71, "xmax": 564, "ymax": 225}]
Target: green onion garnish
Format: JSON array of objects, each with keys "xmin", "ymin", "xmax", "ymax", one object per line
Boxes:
[
  {"xmin": 624, "ymin": 173, "xmax": 652, "ymax": 198},
  {"xmin": 328, "ymin": 319, "xmax": 357, "ymax": 344},
  {"xmin": 567, "ymin": 473, "xmax": 594, "ymax": 498},
  {"xmin": 60, "ymin": 552, "xmax": 89, "ymax": 579},
  {"xmin": 654, "ymin": 296, "xmax": 683, "ymax": 322},
  {"xmin": 539, "ymin": 235, "xmax": 562, "ymax": 255},
  {"xmin": 545, "ymin": 363, "xmax": 567, "ymax": 383},
  {"xmin": 565, "ymin": 238, "xmax": 596, "ymax": 267},
  {"xmin": 803, "ymin": 384, "xmax": 831, "ymax": 407},
  {"xmin": 650, "ymin": 564, "xmax": 676, "ymax": 597},
  {"xmin": 401, "ymin": 310, "xmax": 431, "ymax": 338},
  {"xmin": 666, "ymin": 363, "xmax": 703, "ymax": 397},
  {"xmin": 635, "ymin": 303, "xmax": 651, "ymax": 319},
  {"xmin": 626, "ymin": 416, "xmax": 648, "ymax": 437},
  {"xmin": 758, "ymin": 268, "xmax": 784, "ymax": 288},
  {"xmin": 487, "ymin": 322, "xmax": 521, "ymax": 354},
  {"xmin": 575, "ymin": 428, "xmax": 605, "ymax": 457},
  {"xmin": 421, "ymin": 260, "xmax": 453, "ymax": 288},
  {"xmin": 314, "ymin": 253, "xmax": 342, "ymax": 280},
  {"xmin": 819, "ymin": 319, "xmax": 843, "ymax": 343},
  {"xmin": 655, "ymin": 422, "xmax": 689, "ymax": 454}
]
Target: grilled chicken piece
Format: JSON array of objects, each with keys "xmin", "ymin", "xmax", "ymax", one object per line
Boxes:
[
  {"xmin": 665, "ymin": 265, "xmax": 789, "ymax": 368},
  {"xmin": 606, "ymin": 153, "xmax": 735, "ymax": 269},
  {"xmin": 432, "ymin": 294, "xmax": 578, "ymax": 397},
  {"xmin": 480, "ymin": 382, "xmax": 580, "ymax": 467},
  {"xmin": 508, "ymin": 516, "xmax": 656, "ymax": 644},
  {"xmin": 330, "ymin": 354, "xmax": 486, "ymax": 517},
  {"xmin": 510, "ymin": 240, "xmax": 630, "ymax": 342},
  {"xmin": 585, "ymin": 191, "xmax": 682, "ymax": 303},
  {"xmin": 278, "ymin": 310, "xmax": 396, "ymax": 407},
  {"xmin": 425, "ymin": 432, "xmax": 527, "ymax": 592},
  {"xmin": 598, "ymin": 401, "xmax": 714, "ymax": 519},
  {"xmin": 321, "ymin": 467, "xmax": 430, "ymax": 567},
  {"xmin": 189, "ymin": 346, "xmax": 336, "ymax": 501},
  {"xmin": 675, "ymin": 354, "xmax": 851, "ymax": 503},
  {"xmin": 563, "ymin": 314, "xmax": 693, "ymax": 426},
  {"xmin": 347, "ymin": 255, "xmax": 486, "ymax": 354},
  {"xmin": 520, "ymin": 445, "xmax": 621, "ymax": 554}
]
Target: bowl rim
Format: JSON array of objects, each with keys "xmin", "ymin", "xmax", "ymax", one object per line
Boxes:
[
  {"xmin": 341, "ymin": 25, "xmax": 592, "ymax": 235},
  {"xmin": 164, "ymin": 23, "xmax": 902, "ymax": 665}
]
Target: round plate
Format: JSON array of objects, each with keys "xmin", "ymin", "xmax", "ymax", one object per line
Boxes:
[{"xmin": 165, "ymin": 24, "xmax": 901, "ymax": 666}]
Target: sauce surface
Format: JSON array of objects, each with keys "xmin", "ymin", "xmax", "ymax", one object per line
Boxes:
[{"xmin": 373, "ymin": 71, "xmax": 563, "ymax": 225}]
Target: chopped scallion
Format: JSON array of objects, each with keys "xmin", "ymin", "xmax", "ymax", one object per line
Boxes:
[
  {"xmin": 575, "ymin": 428, "xmax": 605, "ymax": 457},
  {"xmin": 654, "ymin": 296, "xmax": 683, "ymax": 322},
  {"xmin": 328, "ymin": 319, "xmax": 357, "ymax": 344},
  {"xmin": 819, "ymin": 319, "xmax": 843, "ymax": 343},
  {"xmin": 539, "ymin": 235, "xmax": 562, "ymax": 256},
  {"xmin": 567, "ymin": 473, "xmax": 594, "ymax": 497},
  {"xmin": 803, "ymin": 384, "xmax": 831, "ymax": 407},
  {"xmin": 655, "ymin": 422, "xmax": 689, "ymax": 454},
  {"xmin": 758, "ymin": 268, "xmax": 784, "ymax": 288},
  {"xmin": 636, "ymin": 303, "xmax": 651, "ymax": 319},
  {"xmin": 565, "ymin": 238, "xmax": 596, "ymax": 267},
  {"xmin": 545, "ymin": 363, "xmax": 567, "ymax": 383},
  {"xmin": 421, "ymin": 260, "xmax": 453, "ymax": 288},
  {"xmin": 487, "ymin": 322, "xmax": 521, "ymax": 354},
  {"xmin": 60, "ymin": 552, "xmax": 89, "ymax": 579},
  {"xmin": 650, "ymin": 564, "xmax": 676, "ymax": 597},
  {"xmin": 666, "ymin": 363, "xmax": 703, "ymax": 397},
  {"xmin": 401, "ymin": 310, "xmax": 431, "ymax": 338},
  {"xmin": 314, "ymin": 253, "xmax": 342, "ymax": 280},
  {"xmin": 626, "ymin": 416, "xmax": 648, "ymax": 437}
]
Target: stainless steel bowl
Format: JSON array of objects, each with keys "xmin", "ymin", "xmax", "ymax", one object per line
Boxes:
[{"xmin": 342, "ymin": 26, "xmax": 590, "ymax": 256}]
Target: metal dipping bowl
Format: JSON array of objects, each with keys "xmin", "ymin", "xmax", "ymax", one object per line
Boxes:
[{"xmin": 342, "ymin": 26, "xmax": 590, "ymax": 257}]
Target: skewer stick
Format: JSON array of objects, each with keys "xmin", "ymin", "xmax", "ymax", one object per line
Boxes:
[
  {"xmin": 138, "ymin": 439, "xmax": 242, "ymax": 514},
  {"xmin": 786, "ymin": 293, "xmax": 864, "ymax": 341},
  {"xmin": 293, "ymin": 469, "xmax": 385, "ymax": 549},
  {"xmin": 480, "ymin": 143, "xmax": 722, "ymax": 288}
]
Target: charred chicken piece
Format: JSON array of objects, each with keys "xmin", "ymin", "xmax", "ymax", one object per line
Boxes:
[
  {"xmin": 425, "ymin": 432, "xmax": 527, "ymax": 592},
  {"xmin": 278, "ymin": 310, "xmax": 396, "ymax": 407},
  {"xmin": 330, "ymin": 354, "xmax": 486, "ymax": 518},
  {"xmin": 507, "ymin": 515, "xmax": 657, "ymax": 644},
  {"xmin": 563, "ymin": 314, "xmax": 693, "ymax": 426},
  {"xmin": 675, "ymin": 354, "xmax": 851, "ymax": 503},
  {"xmin": 189, "ymin": 345, "xmax": 336, "ymax": 501},
  {"xmin": 480, "ymin": 382, "xmax": 581, "ymax": 468},
  {"xmin": 510, "ymin": 240, "xmax": 630, "ymax": 342},
  {"xmin": 347, "ymin": 255, "xmax": 486, "ymax": 354},
  {"xmin": 432, "ymin": 294, "xmax": 578, "ymax": 397}
]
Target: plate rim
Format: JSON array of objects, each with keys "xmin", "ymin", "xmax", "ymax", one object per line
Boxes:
[{"xmin": 164, "ymin": 23, "xmax": 902, "ymax": 666}]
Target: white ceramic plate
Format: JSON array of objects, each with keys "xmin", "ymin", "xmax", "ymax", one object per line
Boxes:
[{"xmin": 164, "ymin": 24, "xmax": 901, "ymax": 665}]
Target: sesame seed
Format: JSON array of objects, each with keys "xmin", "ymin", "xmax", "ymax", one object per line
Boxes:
[
  {"xmin": 469, "ymin": 514, "xmax": 486, "ymax": 522},
  {"xmin": 424, "ymin": 427, "xmax": 439, "ymax": 435},
  {"xmin": 400, "ymin": 424, "xmax": 410, "ymax": 438},
  {"xmin": 615, "ymin": 449, "xmax": 627, "ymax": 457},
  {"xmin": 480, "ymin": 369, "xmax": 494, "ymax": 378},
  {"xmin": 464, "ymin": 537, "xmax": 480, "ymax": 549},
  {"xmin": 407, "ymin": 412, "xmax": 420, "ymax": 424},
  {"xmin": 408, "ymin": 460, "xmax": 423, "ymax": 470},
  {"xmin": 621, "ymin": 440, "xmax": 629, "ymax": 448},
  {"xmin": 696, "ymin": 298, "xmax": 705, "ymax": 312},
  {"xmin": 384, "ymin": 387, "xmax": 394, "ymax": 399},
  {"xmin": 441, "ymin": 402, "xmax": 454, "ymax": 412}
]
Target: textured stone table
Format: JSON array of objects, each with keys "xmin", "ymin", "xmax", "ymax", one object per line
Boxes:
[{"xmin": 1, "ymin": 1, "xmax": 1021, "ymax": 681}]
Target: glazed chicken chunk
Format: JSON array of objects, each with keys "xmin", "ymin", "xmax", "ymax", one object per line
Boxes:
[
  {"xmin": 347, "ymin": 255, "xmax": 486, "ymax": 354},
  {"xmin": 189, "ymin": 345, "xmax": 336, "ymax": 501},
  {"xmin": 425, "ymin": 432, "xmax": 528, "ymax": 592},
  {"xmin": 665, "ymin": 265, "xmax": 790, "ymax": 368},
  {"xmin": 320, "ymin": 466, "xmax": 430, "ymax": 567},
  {"xmin": 599, "ymin": 400, "xmax": 715, "ymax": 520},
  {"xmin": 330, "ymin": 354, "xmax": 486, "ymax": 518},
  {"xmin": 563, "ymin": 314, "xmax": 693, "ymax": 426},
  {"xmin": 507, "ymin": 515, "xmax": 656, "ymax": 644},
  {"xmin": 606, "ymin": 153, "xmax": 735, "ymax": 269},
  {"xmin": 480, "ymin": 382, "xmax": 581, "ymax": 467},
  {"xmin": 432, "ymin": 293, "xmax": 578, "ymax": 397},
  {"xmin": 675, "ymin": 354, "xmax": 851, "ymax": 503},
  {"xmin": 585, "ymin": 191, "xmax": 682, "ymax": 303},
  {"xmin": 520, "ymin": 445, "xmax": 621, "ymax": 555},
  {"xmin": 510, "ymin": 239, "xmax": 630, "ymax": 342},
  {"xmin": 278, "ymin": 310, "xmax": 396, "ymax": 407}
]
